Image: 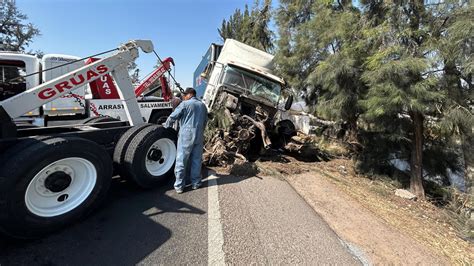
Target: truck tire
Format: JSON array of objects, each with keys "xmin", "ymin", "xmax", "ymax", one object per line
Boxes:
[
  {"xmin": 0, "ymin": 137, "xmax": 112, "ymax": 239},
  {"xmin": 82, "ymin": 116, "xmax": 116, "ymax": 124},
  {"xmin": 0, "ymin": 136, "xmax": 53, "ymax": 163},
  {"xmin": 121, "ymin": 125, "xmax": 177, "ymax": 188},
  {"xmin": 82, "ymin": 116, "xmax": 121, "ymax": 129},
  {"xmin": 112, "ymin": 123, "xmax": 153, "ymax": 175},
  {"xmin": 272, "ymin": 120, "xmax": 297, "ymax": 149},
  {"xmin": 148, "ymin": 110, "xmax": 171, "ymax": 125}
]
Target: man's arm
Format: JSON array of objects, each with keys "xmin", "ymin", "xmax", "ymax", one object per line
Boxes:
[{"xmin": 164, "ymin": 102, "xmax": 185, "ymax": 128}]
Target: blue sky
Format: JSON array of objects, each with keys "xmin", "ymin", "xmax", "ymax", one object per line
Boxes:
[{"xmin": 17, "ymin": 0, "xmax": 263, "ymax": 88}]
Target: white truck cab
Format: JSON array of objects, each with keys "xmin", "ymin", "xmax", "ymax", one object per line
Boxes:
[
  {"xmin": 0, "ymin": 52, "xmax": 87, "ymax": 125},
  {"xmin": 200, "ymin": 39, "xmax": 286, "ymax": 111},
  {"xmin": 0, "ymin": 52, "xmax": 40, "ymax": 117}
]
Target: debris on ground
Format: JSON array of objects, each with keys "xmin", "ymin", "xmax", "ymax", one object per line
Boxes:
[
  {"xmin": 203, "ymin": 115, "xmax": 326, "ymax": 166},
  {"xmin": 229, "ymin": 161, "xmax": 259, "ymax": 177},
  {"xmin": 395, "ymin": 189, "xmax": 417, "ymax": 200},
  {"xmin": 203, "ymin": 104, "xmax": 270, "ymax": 166}
]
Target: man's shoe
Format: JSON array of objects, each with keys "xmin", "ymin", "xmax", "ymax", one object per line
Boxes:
[
  {"xmin": 175, "ymin": 188, "xmax": 184, "ymax": 194},
  {"xmin": 192, "ymin": 183, "xmax": 201, "ymax": 190}
]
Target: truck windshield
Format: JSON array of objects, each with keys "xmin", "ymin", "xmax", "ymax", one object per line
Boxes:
[
  {"xmin": 221, "ymin": 66, "xmax": 281, "ymax": 104},
  {"xmin": 0, "ymin": 63, "xmax": 27, "ymax": 101}
]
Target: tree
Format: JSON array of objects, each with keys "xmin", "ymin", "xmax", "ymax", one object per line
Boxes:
[
  {"xmin": 0, "ymin": 0, "xmax": 39, "ymax": 51},
  {"xmin": 306, "ymin": 1, "xmax": 368, "ymax": 141},
  {"xmin": 275, "ymin": 0, "xmax": 473, "ymax": 198},
  {"xmin": 361, "ymin": 1, "xmax": 450, "ymax": 199},
  {"xmin": 275, "ymin": 0, "xmax": 316, "ymax": 94},
  {"xmin": 128, "ymin": 62, "xmax": 140, "ymax": 84},
  {"xmin": 435, "ymin": 0, "xmax": 474, "ymax": 192},
  {"xmin": 218, "ymin": 0, "xmax": 274, "ymax": 52},
  {"xmin": 276, "ymin": 1, "xmax": 367, "ymax": 141}
]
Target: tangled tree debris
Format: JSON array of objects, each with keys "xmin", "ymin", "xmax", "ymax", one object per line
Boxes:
[{"xmin": 203, "ymin": 100, "xmax": 325, "ymax": 166}]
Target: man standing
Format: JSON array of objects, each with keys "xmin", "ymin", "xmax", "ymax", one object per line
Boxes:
[{"xmin": 164, "ymin": 87, "xmax": 208, "ymax": 193}]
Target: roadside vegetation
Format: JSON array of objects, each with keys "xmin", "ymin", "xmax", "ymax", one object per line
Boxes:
[{"xmin": 220, "ymin": 0, "xmax": 473, "ymax": 254}]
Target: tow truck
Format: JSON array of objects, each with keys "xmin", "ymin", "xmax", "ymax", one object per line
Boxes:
[
  {"xmin": 0, "ymin": 52, "xmax": 176, "ymax": 126},
  {"xmin": 0, "ymin": 40, "xmax": 177, "ymax": 239}
]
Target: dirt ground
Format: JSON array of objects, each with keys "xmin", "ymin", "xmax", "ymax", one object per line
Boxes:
[{"xmin": 217, "ymin": 156, "xmax": 473, "ymax": 265}]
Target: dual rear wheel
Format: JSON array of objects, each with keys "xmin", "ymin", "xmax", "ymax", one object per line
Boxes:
[{"xmin": 0, "ymin": 124, "xmax": 177, "ymax": 239}]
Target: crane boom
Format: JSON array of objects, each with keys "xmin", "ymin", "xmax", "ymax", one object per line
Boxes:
[{"xmin": 134, "ymin": 57, "xmax": 174, "ymax": 97}]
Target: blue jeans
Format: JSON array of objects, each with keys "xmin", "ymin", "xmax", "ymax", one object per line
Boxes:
[{"xmin": 174, "ymin": 130, "xmax": 204, "ymax": 190}]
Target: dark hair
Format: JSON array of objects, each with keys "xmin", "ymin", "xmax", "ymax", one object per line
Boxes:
[{"xmin": 184, "ymin": 87, "xmax": 196, "ymax": 96}]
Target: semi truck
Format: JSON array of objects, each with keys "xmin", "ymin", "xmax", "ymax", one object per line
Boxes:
[
  {"xmin": 0, "ymin": 40, "xmax": 177, "ymax": 239},
  {"xmin": 195, "ymin": 39, "xmax": 295, "ymax": 159}
]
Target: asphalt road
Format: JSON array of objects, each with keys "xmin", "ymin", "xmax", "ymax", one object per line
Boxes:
[{"xmin": 0, "ymin": 170, "xmax": 362, "ymax": 265}]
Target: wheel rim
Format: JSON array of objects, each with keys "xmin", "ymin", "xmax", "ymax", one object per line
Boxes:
[
  {"xmin": 25, "ymin": 157, "xmax": 97, "ymax": 217},
  {"xmin": 145, "ymin": 138, "xmax": 176, "ymax": 176}
]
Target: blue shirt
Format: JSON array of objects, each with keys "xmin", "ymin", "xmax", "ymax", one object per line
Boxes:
[{"xmin": 165, "ymin": 97, "xmax": 208, "ymax": 144}]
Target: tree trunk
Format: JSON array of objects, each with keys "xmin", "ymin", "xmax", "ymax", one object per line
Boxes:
[
  {"xmin": 347, "ymin": 117, "xmax": 358, "ymax": 143},
  {"xmin": 410, "ymin": 111, "xmax": 425, "ymax": 199}
]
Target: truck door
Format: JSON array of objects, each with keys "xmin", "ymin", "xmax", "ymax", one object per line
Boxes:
[{"xmin": 0, "ymin": 54, "xmax": 40, "ymax": 116}]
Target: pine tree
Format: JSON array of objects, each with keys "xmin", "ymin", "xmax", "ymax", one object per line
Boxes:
[
  {"xmin": 307, "ymin": 1, "xmax": 368, "ymax": 141},
  {"xmin": 218, "ymin": 1, "xmax": 274, "ymax": 53},
  {"xmin": 274, "ymin": 0, "xmax": 316, "ymax": 93},
  {"xmin": 435, "ymin": 0, "xmax": 474, "ymax": 192},
  {"xmin": 361, "ymin": 1, "xmax": 445, "ymax": 199},
  {"xmin": 0, "ymin": 0, "xmax": 39, "ymax": 51},
  {"xmin": 275, "ymin": 0, "xmax": 473, "ymax": 198}
]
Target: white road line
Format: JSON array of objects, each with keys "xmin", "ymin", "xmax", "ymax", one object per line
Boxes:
[{"xmin": 207, "ymin": 174, "xmax": 226, "ymax": 265}]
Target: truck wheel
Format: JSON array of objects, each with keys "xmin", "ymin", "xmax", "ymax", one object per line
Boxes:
[
  {"xmin": 122, "ymin": 125, "xmax": 177, "ymax": 188},
  {"xmin": 0, "ymin": 137, "xmax": 112, "ymax": 239},
  {"xmin": 0, "ymin": 136, "xmax": 54, "ymax": 163},
  {"xmin": 148, "ymin": 110, "xmax": 171, "ymax": 125},
  {"xmin": 113, "ymin": 123, "xmax": 153, "ymax": 175},
  {"xmin": 82, "ymin": 116, "xmax": 114, "ymax": 124},
  {"xmin": 82, "ymin": 116, "xmax": 121, "ymax": 129}
]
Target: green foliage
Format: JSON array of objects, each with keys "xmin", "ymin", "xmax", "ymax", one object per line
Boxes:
[
  {"xmin": 0, "ymin": 0, "xmax": 39, "ymax": 51},
  {"xmin": 275, "ymin": 0, "xmax": 473, "ymax": 196},
  {"xmin": 274, "ymin": 0, "xmax": 317, "ymax": 92},
  {"xmin": 218, "ymin": 0, "xmax": 274, "ymax": 52}
]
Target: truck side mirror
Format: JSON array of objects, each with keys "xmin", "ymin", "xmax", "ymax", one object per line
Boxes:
[
  {"xmin": 200, "ymin": 63, "xmax": 211, "ymax": 81},
  {"xmin": 284, "ymin": 95, "xmax": 293, "ymax": 111}
]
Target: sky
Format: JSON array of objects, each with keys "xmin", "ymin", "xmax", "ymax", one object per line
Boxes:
[{"xmin": 16, "ymin": 0, "xmax": 262, "ymax": 88}]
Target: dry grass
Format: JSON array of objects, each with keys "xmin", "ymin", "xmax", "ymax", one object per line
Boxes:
[{"xmin": 302, "ymin": 159, "xmax": 473, "ymax": 265}]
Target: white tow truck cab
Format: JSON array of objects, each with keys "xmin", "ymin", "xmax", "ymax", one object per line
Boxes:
[{"xmin": 0, "ymin": 53, "xmax": 40, "ymax": 117}]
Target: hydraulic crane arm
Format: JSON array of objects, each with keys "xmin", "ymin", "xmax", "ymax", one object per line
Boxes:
[
  {"xmin": 0, "ymin": 40, "xmax": 153, "ymax": 127},
  {"xmin": 134, "ymin": 57, "xmax": 174, "ymax": 98}
]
